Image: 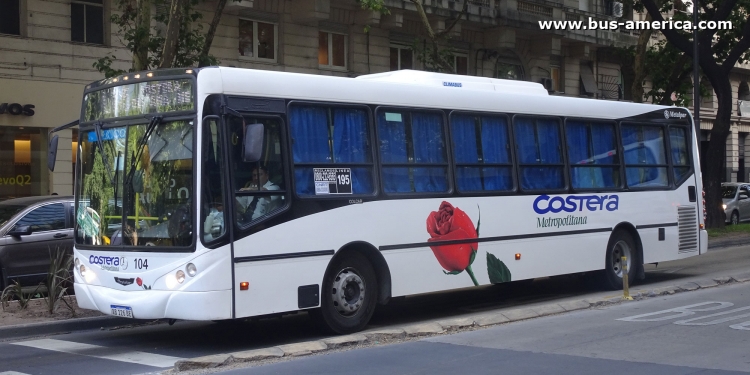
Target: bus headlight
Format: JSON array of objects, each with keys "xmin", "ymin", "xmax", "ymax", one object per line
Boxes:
[
  {"xmin": 723, "ymin": 204, "xmax": 727, "ymax": 210},
  {"xmin": 176, "ymin": 270, "xmax": 185, "ymax": 284},
  {"xmin": 186, "ymin": 263, "xmax": 197, "ymax": 277}
]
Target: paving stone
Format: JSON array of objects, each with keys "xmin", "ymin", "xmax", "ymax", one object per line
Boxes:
[
  {"xmin": 321, "ymin": 334, "xmax": 368, "ymax": 349},
  {"xmin": 437, "ymin": 317, "xmax": 475, "ymax": 330},
  {"xmin": 362, "ymin": 328, "xmax": 406, "ymax": 341},
  {"xmin": 277, "ymin": 341, "xmax": 327, "ymax": 356},
  {"xmin": 532, "ymin": 304, "xmax": 565, "ymax": 316},
  {"xmin": 678, "ymin": 282, "xmax": 700, "ymax": 291},
  {"xmin": 559, "ymin": 300, "xmax": 591, "ymax": 311},
  {"xmin": 475, "ymin": 313, "xmax": 510, "ymax": 327},
  {"xmin": 502, "ymin": 308, "xmax": 539, "ymax": 321},
  {"xmin": 230, "ymin": 347, "xmax": 284, "ymax": 363},
  {"xmin": 713, "ymin": 276, "xmax": 733, "ymax": 284},
  {"xmin": 730, "ymin": 272, "xmax": 750, "ymax": 283},
  {"xmin": 403, "ymin": 322, "xmax": 445, "ymax": 336},
  {"xmin": 173, "ymin": 354, "xmax": 233, "ymax": 371},
  {"xmin": 694, "ymin": 279, "xmax": 719, "ymax": 288}
]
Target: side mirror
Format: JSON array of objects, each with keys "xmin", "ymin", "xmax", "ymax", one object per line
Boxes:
[
  {"xmin": 48, "ymin": 134, "xmax": 59, "ymax": 172},
  {"xmin": 243, "ymin": 123, "xmax": 264, "ymax": 163},
  {"xmin": 8, "ymin": 225, "xmax": 32, "ymax": 237}
]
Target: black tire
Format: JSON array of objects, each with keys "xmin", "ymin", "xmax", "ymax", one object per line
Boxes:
[
  {"xmin": 731, "ymin": 211, "xmax": 740, "ymax": 225},
  {"xmin": 602, "ymin": 230, "xmax": 638, "ymax": 290},
  {"xmin": 315, "ymin": 252, "xmax": 378, "ymax": 334}
]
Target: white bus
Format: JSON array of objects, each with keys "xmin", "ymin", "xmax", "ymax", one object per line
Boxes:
[{"xmin": 48, "ymin": 67, "xmax": 706, "ymax": 334}]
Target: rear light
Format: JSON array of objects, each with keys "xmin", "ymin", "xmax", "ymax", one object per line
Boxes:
[{"xmin": 702, "ymin": 189, "xmax": 707, "ymax": 222}]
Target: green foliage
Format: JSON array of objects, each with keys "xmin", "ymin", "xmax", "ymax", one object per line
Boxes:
[
  {"xmin": 44, "ymin": 248, "xmax": 75, "ymax": 315},
  {"xmin": 0, "ymin": 281, "xmax": 39, "ymax": 311},
  {"xmin": 94, "ymin": 0, "xmax": 219, "ymax": 76},
  {"xmin": 487, "ymin": 252, "xmax": 511, "ymax": 284},
  {"xmin": 411, "ymin": 38, "xmax": 457, "ymax": 73},
  {"xmin": 357, "ymin": 0, "xmax": 390, "ymax": 33}
]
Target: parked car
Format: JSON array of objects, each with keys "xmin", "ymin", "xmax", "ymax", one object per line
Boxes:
[
  {"xmin": 0, "ymin": 195, "xmax": 74, "ymax": 289},
  {"xmin": 722, "ymin": 182, "xmax": 750, "ymax": 225}
]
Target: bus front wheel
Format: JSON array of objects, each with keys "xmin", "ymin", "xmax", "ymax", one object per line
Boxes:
[
  {"xmin": 315, "ymin": 252, "xmax": 378, "ymax": 334},
  {"xmin": 602, "ymin": 230, "xmax": 637, "ymax": 290}
]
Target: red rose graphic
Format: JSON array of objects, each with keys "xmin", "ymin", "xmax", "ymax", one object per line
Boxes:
[
  {"xmin": 136, "ymin": 277, "xmax": 143, "ymax": 286},
  {"xmin": 426, "ymin": 201, "xmax": 480, "ymax": 286}
]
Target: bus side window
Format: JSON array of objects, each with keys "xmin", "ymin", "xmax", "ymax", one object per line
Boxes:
[
  {"xmin": 670, "ymin": 127, "xmax": 691, "ymax": 182},
  {"xmin": 622, "ymin": 124, "xmax": 668, "ymax": 188},
  {"xmin": 450, "ymin": 114, "xmax": 513, "ymax": 192},
  {"xmin": 514, "ymin": 116, "xmax": 564, "ymax": 190},
  {"xmin": 565, "ymin": 120, "xmax": 620, "ymax": 189}
]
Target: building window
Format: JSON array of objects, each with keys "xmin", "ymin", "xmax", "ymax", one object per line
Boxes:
[
  {"xmin": 1, "ymin": 0, "xmax": 21, "ymax": 35},
  {"xmin": 319, "ymin": 31, "xmax": 347, "ymax": 68},
  {"xmin": 238, "ymin": 19, "xmax": 277, "ymax": 61},
  {"xmin": 71, "ymin": 0, "xmax": 104, "ymax": 44},
  {"xmin": 550, "ymin": 66, "xmax": 561, "ymax": 92},
  {"xmin": 454, "ymin": 54, "xmax": 468, "ymax": 75},
  {"xmin": 390, "ymin": 45, "xmax": 413, "ymax": 70}
]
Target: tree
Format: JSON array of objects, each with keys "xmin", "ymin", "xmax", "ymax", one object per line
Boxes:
[
  {"xmin": 410, "ymin": 0, "xmax": 468, "ymax": 72},
  {"xmin": 640, "ymin": 0, "xmax": 750, "ymax": 228},
  {"xmin": 94, "ymin": 0, "xmax": 222, "ymax": 77}
]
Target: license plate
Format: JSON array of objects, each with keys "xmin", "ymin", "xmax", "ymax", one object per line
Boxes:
[{"xmin": 110, "ymin": 305, "xmax": 133, "ymax": 318}]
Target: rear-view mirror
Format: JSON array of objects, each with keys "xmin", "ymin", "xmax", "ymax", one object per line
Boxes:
[
  {"xmin": 243, "ymin": 123, "xmax": 264, "ymax": 163},
  {"xmin": 8, "ymin": 225, "xmax": 32, "ymax": 237},
  {"xmin": 48, "ymin": 135, "xmax": 59, "ymax": 171}
]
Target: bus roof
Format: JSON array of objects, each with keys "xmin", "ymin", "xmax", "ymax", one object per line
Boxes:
[{"xmin": 200, "ymin": 67, "xmax": 677, "ymax": 121}]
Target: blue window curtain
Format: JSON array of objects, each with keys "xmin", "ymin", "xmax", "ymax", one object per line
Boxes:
[
  {"xmin": 515, "ymin": 117, "xmax": 563, "ymax": 190},
  {"xmin": 451, "ymin": 115, "xmax": 513, "ymax": 192},
  {"xmin": 670, "ymin": 127, "xmax": 691, "ymax": 181},
  {"xmin": 412, "ymin": 113, "xmax": 447, "ymax": 192},
  {"xmin": 481, "ymin": 117, "xmax": 510, "ymax": 163},
  {"xmin": 621, "ymin": 124, "xmax": 668, "ymax": 187},
  {"xmin": 332, "ymin": 109, "xmax": 373, "ymax": 193},
  {"xmin": 292, "ymin": 105, "xmax": 374, "ymax": 195},
  {"xmin": 566, "ymin": 121, "xmax": 617, "ymax": 189},
  {"xmin": 377, "ymin": 111, "xmax": 410, "ymax": 193},
  {"xmin": 451, "ymin": 115, "xmax": 481, "ymax": 191}
]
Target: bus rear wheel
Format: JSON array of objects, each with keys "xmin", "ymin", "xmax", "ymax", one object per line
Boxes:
[
  {"xmin": 316, "ymin": 252, "xmax": 377, "ymax": 334},
  {"xmin": 602, "ymin": 230, "xmax": 637, "ymax": 290}
]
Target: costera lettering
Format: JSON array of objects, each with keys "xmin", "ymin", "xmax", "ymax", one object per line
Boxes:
[{"xmin": 533, "ymin": 194, "xmax": 619, "ymax": 214}]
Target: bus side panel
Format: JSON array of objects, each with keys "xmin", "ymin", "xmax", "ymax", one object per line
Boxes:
[{"xmin": 233, "ymin": 257, "xmax": 330, "ymax": 317}]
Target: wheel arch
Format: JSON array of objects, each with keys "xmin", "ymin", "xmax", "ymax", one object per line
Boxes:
[
  {"xmin": 612, "ymin": 222, "xmax": 644, "ymax": 279},
  {"xmin": 329, "ymin": 241, "xmax": 392, "ymax": 305}
]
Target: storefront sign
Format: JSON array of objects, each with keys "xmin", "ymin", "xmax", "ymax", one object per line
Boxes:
[
  {"xmin": 0, "ymin": 103, "xmax": 35, "ymax": 116},
  {"xmin": 0, "ymin": 175, "xmax": 32, "ymax": 185}
]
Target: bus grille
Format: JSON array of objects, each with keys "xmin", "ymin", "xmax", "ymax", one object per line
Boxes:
[{"xmin": 677, "ymin": 206, "xmax": 698, "ymax": 253}]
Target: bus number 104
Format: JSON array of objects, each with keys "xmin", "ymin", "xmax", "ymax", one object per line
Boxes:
[{"xmin": 134, "ymin": 258, "xmax": 149, "ymax": 270}]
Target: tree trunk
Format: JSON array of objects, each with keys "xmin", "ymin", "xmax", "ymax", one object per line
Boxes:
[
  {"xmin": 133, "ymin": 0, "xmax": 151, "ymax": 71},
  {"xmin": 197, "ymin": 0, "xmax": 227, "ymax": 67},
  {"xmin": 631, "ymin": 14, "xmax": 653, "ymax": 103},
  {"xmin": 159, "ymin": 0, "xmax": 187, "ymax": 69},
  {"xmin": 703, "ymin": 67, "xmax": 733, "ymax": 229}
]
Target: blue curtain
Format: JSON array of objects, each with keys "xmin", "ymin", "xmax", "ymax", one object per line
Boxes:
[
  {"xmin": 514, "ymin": 118, "xmax": 537, "ymax": 164},
  {"xmin": 515, "ymin": 118, "xmax": 563, "ymax": 190},
  {"xmin": 451, "ymin": 115, "xmax": 480, "ymax": 191},
  {"xmin": 377, "ymin": 112, "xmax": 408, "ymax": 163},
  {"xmin": 451, "ymin": 115, "xmax": 478, "ymax": 163},
  {"xmin": 566, "ymin": 121, "xmax": 589, "ymax": 164},
  {"xmin": 333, "ymin": 109, "xmax": 372, "ymax": 194},
  {"xmin": 482, "ymin": 167, "xmax": 512, "ymax": 190},
  {"xmin": 567, "ymin": 121, "xmax": 615, "ymax": 189},
  {"xmin": 289, "ymin": 106, "xmax": 330, "ymax": 163},
  {"xmin": 481, "ymin": 117, "xmax": 511, "ymax": 191},
  {"xmin": 378, "ymin": 112, "xmax": 410, "ymax": 192},
  {"xmin": 537, "ymin": 119, "xmax": 562, "ymax": 163},
  {"xmin": 412, "ymin": 113, "xmax": 447, "ymax": 192}
]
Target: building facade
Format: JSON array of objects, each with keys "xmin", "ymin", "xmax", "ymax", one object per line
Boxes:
[{"xmin": 1, "ymin": 0, "xmax": 743, "ymax": 200}]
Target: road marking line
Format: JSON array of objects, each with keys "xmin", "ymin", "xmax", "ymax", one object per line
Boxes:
[
  {"xmin": 0, "ymin": 372, "xmax": 32, "ymax": 375},
  {"xmin": 11, "ymin": 338, "xmax": 183, "ymax": 368}
]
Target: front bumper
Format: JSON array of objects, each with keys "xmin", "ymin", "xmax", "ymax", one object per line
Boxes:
[{"xmin": 75, "ymin": 282, "xmax": 232, "ymax": 320}]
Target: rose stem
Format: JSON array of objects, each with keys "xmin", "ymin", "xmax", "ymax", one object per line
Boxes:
[{"xmin": 465, "ymin": 265, "xmax": 479, "ymax": 286}]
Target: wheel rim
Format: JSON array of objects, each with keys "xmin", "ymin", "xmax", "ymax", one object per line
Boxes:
[
  {"xmin": 610, "ymin": 240, "xmax": 632, "ymax": 278},
  {"xmin": 732, "ymin": 212, "xmax": 739, "ymax": 225},
  {"xmin": 330, "ymin": 267, "xmax": 366, "ymax": 316}
]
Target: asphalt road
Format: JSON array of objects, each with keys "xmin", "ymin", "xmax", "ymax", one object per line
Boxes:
[
  {"xmin": 0, "ymin": 243, "xmax": 749, "ymax": 375},
  {"xmin": 231, "ymin": 281, "xmax": 750, "ymax": 375}
]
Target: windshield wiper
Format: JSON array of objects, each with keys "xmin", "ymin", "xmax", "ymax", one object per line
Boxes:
[
  {"xmin": 124, "ymin": 115, "xmax": 162, "ymax": 187},
  {"xmin": 94, "ymin": 122, "xmax": 116, "ymax": 185}
]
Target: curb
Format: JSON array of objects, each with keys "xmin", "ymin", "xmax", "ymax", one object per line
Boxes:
[
  {"xmin": 0, "ymin": 315, "xmax": 156, "ymax": 341},
  {"xmin": 708, "ymin": 237, "xmax": 750, "ymax": 249},
  {"xmin": 172, "ymin": 271, "xmax": 750, "ymax": 372}
]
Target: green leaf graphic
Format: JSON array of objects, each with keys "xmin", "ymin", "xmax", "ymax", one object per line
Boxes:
[
  {"xmin": 475, "ymin": 205, "xmax": 481, "ymax": 237},
  {"xmin": 487, "ymin": 252, "xmax": 511, "ymax": 284},
  {"xmin": 468, "ymin": 248, "xmax": 477, "ymax": 266}
]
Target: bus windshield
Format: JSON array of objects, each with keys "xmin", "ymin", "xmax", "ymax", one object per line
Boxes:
[{"xmin": 75, "ymin": 79, "xmax": 195, "ymax": 250}]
